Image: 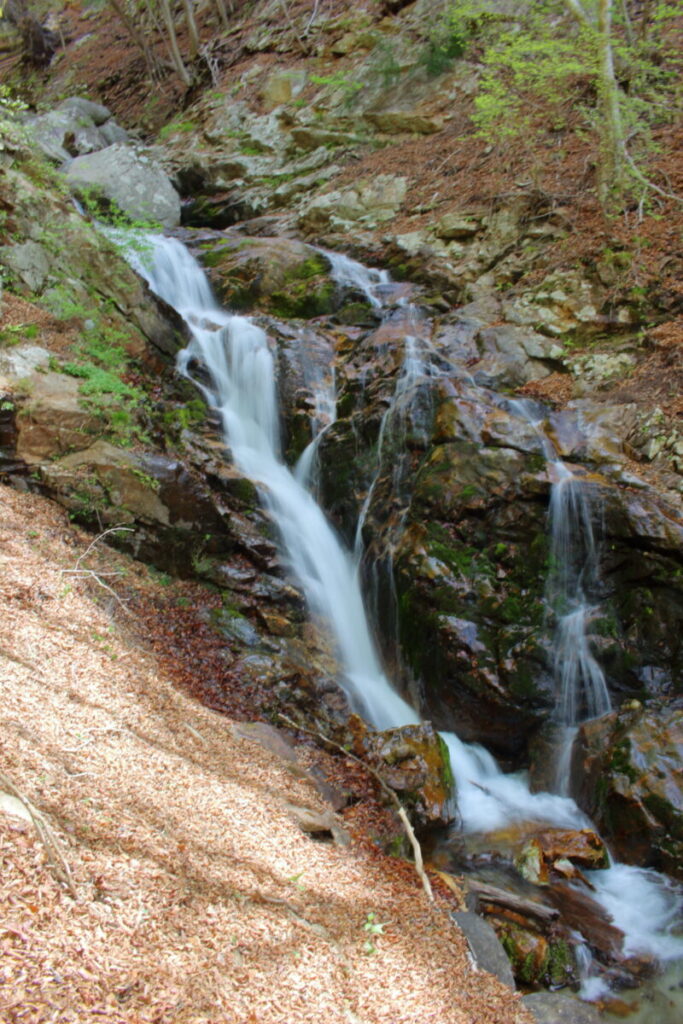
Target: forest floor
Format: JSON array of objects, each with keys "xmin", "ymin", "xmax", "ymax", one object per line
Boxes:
[{"xmin": 0, "ymin": 483, "xmax": 532, "ymax": 1024}]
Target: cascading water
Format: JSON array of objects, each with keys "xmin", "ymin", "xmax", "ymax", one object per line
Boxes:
[
  {"xmin": 131, "ymin": 234, "xmax": 414, "ymax": 732},
  {"xmin": 125, "ymin": 233, "xmax": 683, "ymax": 1003},
  {"xmin": 509, "ymin": 398, "xmax": 612, "ymax": 794}
]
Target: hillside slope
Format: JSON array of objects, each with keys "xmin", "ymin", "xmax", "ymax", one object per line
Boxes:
[{"xmin": 0, "ymin": 483, "xmax": 531, "ymax": 1024}]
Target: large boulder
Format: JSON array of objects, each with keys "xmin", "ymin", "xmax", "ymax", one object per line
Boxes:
[
  {"xmin": 25, "ymin": 97, "xmax": 128, "ymax": 165},
  {"xmin": 571, "ymin": 701, "xmax": 683, "ymax": 879},
  {"xmin": 197, "ymin": 233, "xmax": 337, "ymax": 318},
  {"xmin": 66, "ymin": 144, "xmax": 181, "ymax": 227}
]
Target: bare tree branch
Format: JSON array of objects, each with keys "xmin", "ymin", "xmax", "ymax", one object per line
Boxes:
[{"xmin": 278, "ymin": 714, "xmax": 434, "ymax": 901}]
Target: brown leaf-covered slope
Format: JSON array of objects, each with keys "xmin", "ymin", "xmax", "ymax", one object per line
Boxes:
[{"xmin": 0, "ymin": 483, "xmax": 532, "ymax": 1024}]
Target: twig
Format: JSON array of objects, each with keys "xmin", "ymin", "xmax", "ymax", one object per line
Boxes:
[
  {"xmin": 60, "ymin": 526, "xmax": 134, "ymax": 614},
  {"xmin": 277, "ymin": 0, "xmax": 310, "ymax": 55},
  {"xmin": 73, "ymin": 525, "xmax": 134, "ymax": 571},
  {"xmin": 278, "ymin": 714, "xmax": 434, "ymax": 901},
  {"xmin": 304, "ymin": 0, "xmax": 322, "ymax": 35},
  {"xmin": 0, "ymin": 769, "xmax": 77, "ymax": 898}
]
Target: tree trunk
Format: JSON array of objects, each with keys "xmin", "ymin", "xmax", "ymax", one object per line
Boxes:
[
  {"xmin": 182, "ymin": 0, "xmax": 199, "ymax": 58},
  {"xmin": 596, "ymin": 0, "xmax": 627, "ymax": 204},
  {"xmin": 108, "ymin": 0, "xmax": 161, "ymax": 80},
  {"xmin": 158, "ymin": 0, "xmax": 192, "ymax": 85}
]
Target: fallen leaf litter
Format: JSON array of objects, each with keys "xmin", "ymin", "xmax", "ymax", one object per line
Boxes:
[{"xmin": 0, "ymin": 483, "xmax": 531, "ymax": 1024}]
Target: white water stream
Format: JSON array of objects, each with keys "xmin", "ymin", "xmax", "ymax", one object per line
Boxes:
[{"xmin": 128, "ymin": 234, "xmax": 683, "ymax": 996}]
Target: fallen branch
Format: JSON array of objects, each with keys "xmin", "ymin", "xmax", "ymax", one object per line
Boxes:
[
  {"xmin": 278, "ymin": 714, "xmax": 434, "ymax": 901},
  {"xmin": 0, "ymin": 769, "xmax": 77, "ymax": 898},
  {"xmin": 60, "ymin": 526, "xmax": 134, "ymax": 613},
  {"xmin": 466, "ymin": 879, "xmax": 558, "ymax": 924}
]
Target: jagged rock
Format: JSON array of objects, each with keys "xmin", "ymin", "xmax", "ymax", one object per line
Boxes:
[
  {"xmin": 503, "ymin": 269, "xmax": 634, "ymax": 342},
  {"xmin": 354, "ymin": 720, "xmax": 456, "ymax": 830},
  {"xmin": 0, "ymin": 240, "xmax": 51, "ymax": 292},
  {"xmin": 514, "ymin": 828, "xmax": 609, "ymax": 885},
  {"xmin": 299, "ymin": 175, "xmax": 407, "ymax": 231},
  {"xmin": 435, "ymin": 214, "xmax": 482, "ymax": 240},
  {"xmin": 261, "ymin": 69, "xmax": 307, "ymax": 110},
  {"xmin": 25, "ymin": 96, "xmax": 127, "ymax": 164},
  {"xmin": 12, "ymin": 371, "xmax": 102, "ymax": 462},
  {"xmin": 466, "ymin": 881, "xmax": 579, "ymax": 989},
  {"xmin": 0, "ymin": 344, "xmax": 51, "ymax": 380},
  {"xmin": 66, "ymin": 144, "xmax": 181, "ymax": 227},
  {"xmin": 572, "ymin": 701, "xmax": 683, "ymax": 879},
  {"xmin": 364, "ymin": 110, "xmax": 443, "ymax": 134},
  {"xmin": 475, "ymin": 324, "xmax": 561, "ymax": 385},
  {"xmin": 284, "ymin": 802, "xmax": 351, "ymax": 847}
]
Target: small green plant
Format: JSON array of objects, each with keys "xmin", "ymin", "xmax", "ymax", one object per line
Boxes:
[
  {"xmin": 0, "ymin": 323, "xmax": 40, "ymax": 346},
  {"xmin": 371, "ymin": 41, "xmax": 401, "ymax": 87},
  {"xmin": 0, "ymin": 84, "xmax": 27, "ymax": 148},
  {"xmin": 310, "ymin": 72, "xmax": 363, "ymax": 103},
  {"xmin": 362, "ymin": 912, "xmax": 386, "ymax": 954},
  {"xmin": 158, "ymin": 119, "xmax": 196, "ymax": 140},
  {"xmin": 191, "ymin": 550, "xmax": 214, "ymax": 576}
]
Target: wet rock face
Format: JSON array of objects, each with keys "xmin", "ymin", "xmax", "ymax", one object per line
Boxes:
[
  {"xmin": 390, "ymin": 430, "xmax": 553, "ymax": 755},
  {"xmin": 308, "ymin": 294, "xmax": 683, "ymax": 757},
  {"xmin": 195, "ymin": 232, "xmax": 337, "ymax": 319},
  {"xmin": 66, "ymin": 144, "xmax": 181, "ymax": 228},
  {"xmin": 350, "ymin": 718, "xmax": 456, "ymax": 831},
  {"xmin": 572, "ymin": 701, "xmax": 683, "ymax": 879}
]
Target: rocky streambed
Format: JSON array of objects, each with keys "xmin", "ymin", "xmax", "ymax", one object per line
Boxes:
[{"xmin": 2, "ymin": 94, "xmax": 683, "ymax": 1019}]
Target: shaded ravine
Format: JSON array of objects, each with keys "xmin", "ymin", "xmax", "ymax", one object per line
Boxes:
[{"xmin": 128, "ymin": 233, "xmax": 683, "ymax": 1002}]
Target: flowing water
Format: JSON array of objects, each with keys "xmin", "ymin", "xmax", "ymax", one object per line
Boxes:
[
  {"xmin": 127, "ymin": 233, "xmax": 683, "ymax": 1005},
  {"xmin": 131, "ymin": 235, "xmax": 414, "ymax": 731}
]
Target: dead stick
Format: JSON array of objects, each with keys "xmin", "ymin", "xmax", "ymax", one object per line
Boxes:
[
  {"xmin": 278, "ymin": 714, "xmax": 433, "ymax": 901},
  {"xmin": 0, "ymin": 770, "xmax": 77, "ymax": 898}
]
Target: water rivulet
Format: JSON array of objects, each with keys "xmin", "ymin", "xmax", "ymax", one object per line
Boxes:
[{"xmin": 130, "ymin": 233, "xmax": 683, "ymax": 1008}]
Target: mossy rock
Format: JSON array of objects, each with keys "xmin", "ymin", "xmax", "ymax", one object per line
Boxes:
[{"xmin": 198, "ymin": 235, "xmax": 338, "ymax": 318}]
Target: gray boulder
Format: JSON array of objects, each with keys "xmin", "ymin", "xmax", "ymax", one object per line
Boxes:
[
  {"xmin": 58, "ymin": 96, "xmax": 112, "ymax": 126},
  {"xmin": 26, "ymin": 97, "xmax": 126, "ymax": 165},
  {"xmin": 0, "ymin": 240, "xmax": 50, "ymax": 292},
  {"xmin": 523, "ymin": 992, "xmax": 603, "ymax": 1024},
  {"xmin": 451, "ymin": 911, "xmax": 516, "ymax": 989},
  {"xmin": 66, "ymin": 144, "xmax": 181, "ymax": 228}
]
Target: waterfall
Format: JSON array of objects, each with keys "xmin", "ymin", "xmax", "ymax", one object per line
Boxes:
[
  {"xmin": 132, "ymin": 234, "xmax": 415, "ymax": 731},
  {"xmin": 317, "ymin": 248, "xmax": 390, "ymax": 308},
  {"xmin": 548, "ymin": 466, "xmax": 611, "ymax": 726},
  {"xmin": 125, "ymin": 233, "xmax": 683, "ymax": 988}
]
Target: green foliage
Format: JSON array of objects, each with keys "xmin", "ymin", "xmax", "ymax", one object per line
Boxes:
[
  {"xmin": 370, "ymin": 41, "xmax": 402, "ymax": 87},
  {"xmin": 0, "ymin": 323, "xmax": 40, "ymax": 346},
  {"xmin": 362, "ymin": 912, "xmax": 386, "ymax": 954},
  {"xmin": 54, "ymin": 311, "xmax": 151, "ymax": 445},
  {"xmin": 0, "ymin": 84, "xmax": 27, "ymax": 148},
  {"xmin": 420, "ymin": 4, "xmax": 474, "ymax": 76},
  {"xmin": 463, "ymin": 0, "xmax": 682, "ymax": 206},
  {"xmin": 77, "ymin": 189, "xmax": 158, "ymax": 265},
  {"xmin": 310, "ymin": 72, "xmax": 363, "ymax": 103},
  {"xmin": 158, "ymin": 119, "xmax": 196, "ymax": 140}
]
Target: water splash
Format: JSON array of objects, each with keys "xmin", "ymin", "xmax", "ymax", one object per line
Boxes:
[{"xmin": 318, "ymin": 248, "xmax": 390, "ymax": 308}]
